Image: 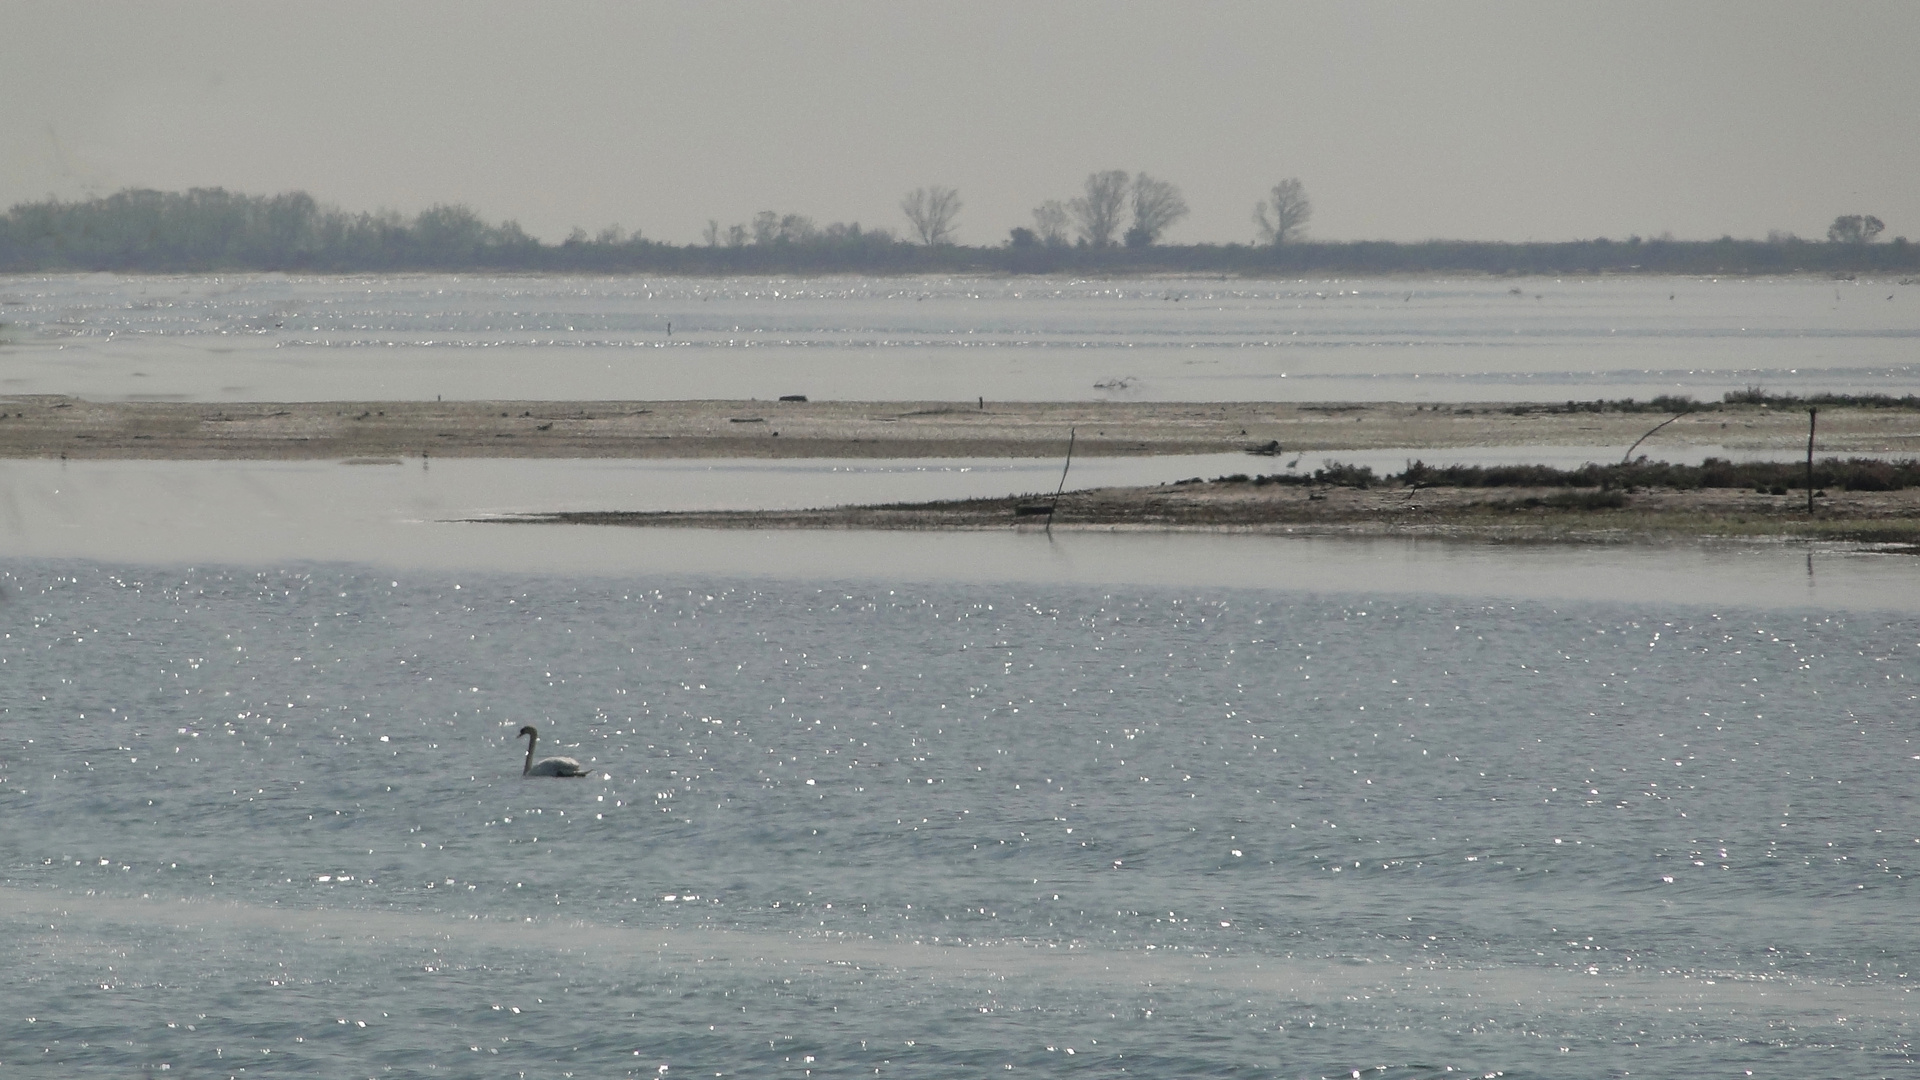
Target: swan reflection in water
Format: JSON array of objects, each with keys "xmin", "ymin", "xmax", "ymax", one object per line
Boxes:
[{"xmin": 517, "ymin": 724, "xmax": 588, "ymax": 777}]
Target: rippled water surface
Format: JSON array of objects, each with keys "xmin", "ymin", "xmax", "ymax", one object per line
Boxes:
[
  {"xmin": 2, "ymin": 562, "xmax": 1915, "ymax": 1077},
  {"xmin": 3, "ymin": 273, "xmax": 1916, "ymax": 401}
]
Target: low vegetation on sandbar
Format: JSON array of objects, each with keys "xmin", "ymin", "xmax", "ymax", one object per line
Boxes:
[{"xmin": 1238, "ymin": 456, "xmax": 1920, "ymax": 494}]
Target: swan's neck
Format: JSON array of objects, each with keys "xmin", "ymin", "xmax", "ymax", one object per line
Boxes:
[{"xmin": 522, "ymin": 733, "xmax": 535, "ymax": 775}]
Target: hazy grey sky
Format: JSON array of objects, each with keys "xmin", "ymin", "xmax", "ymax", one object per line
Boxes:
[{"xmin": 6, "ymin": 1, "xmax": 1917, "ymax": 245}]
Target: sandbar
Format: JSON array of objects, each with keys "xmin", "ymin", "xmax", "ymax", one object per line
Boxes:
[
  {"xmin": 0, "ymin": 396, "xmax": 1912, "ymax": 460},
  {"xmin": 498, "ymin": 478, "xmax": 1920, "ymax": 546}
]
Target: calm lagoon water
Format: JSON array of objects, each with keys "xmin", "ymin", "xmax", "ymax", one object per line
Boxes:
[
  {"xmin": 2, "ymin": 272, "xmax": 1916, "ymax": 402},
  {"xmin": 1, "ymin": 558, "xmax": 1916, "ymax": 1078}
]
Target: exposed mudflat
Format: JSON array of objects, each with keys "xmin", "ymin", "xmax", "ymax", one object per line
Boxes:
[{"xmin": 0, "ymin": 395, "xmax": 1912, "ymax": 460}]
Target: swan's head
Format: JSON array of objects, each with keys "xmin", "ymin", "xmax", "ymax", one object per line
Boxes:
[{"xmin": 518, "ymin": 724, "xmax": 539, "ymax": 739}]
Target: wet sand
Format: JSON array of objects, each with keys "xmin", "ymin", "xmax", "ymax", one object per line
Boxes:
[{"xmin": 0, "ymin": 395, "xmax": 1913, "ymax": 460}]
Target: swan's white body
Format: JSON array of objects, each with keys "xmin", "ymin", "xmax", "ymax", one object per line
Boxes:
[{"xmin": 518, "ymin": 725, "xmax": 588, "ymax": 777}]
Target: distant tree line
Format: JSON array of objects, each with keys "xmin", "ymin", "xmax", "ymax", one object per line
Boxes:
[
  {"xmin": 0, "ymin": 188, "xmax": 550, "ymax": 272},
  {"xmin": 1, "ymin": 186, "xmax": 1913, "ymax": 275}
]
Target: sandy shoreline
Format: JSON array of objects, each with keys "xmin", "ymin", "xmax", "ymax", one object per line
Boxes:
[{"xmin": 0, "ymin": 395, "xmax": 1914, "ymax": 460}]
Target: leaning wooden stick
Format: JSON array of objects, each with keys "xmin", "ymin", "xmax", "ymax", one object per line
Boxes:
[
  {"xmin": 1622, "ymin": 407, "xmax": 1691, "ymax": 464},
  {"xmin": 1045, "ymin": 427, "xmax": 1076, "ymax": 534},
  {"xmin": 1053, "ymin": 427, "xmax": 1077, "ymax": 501}
]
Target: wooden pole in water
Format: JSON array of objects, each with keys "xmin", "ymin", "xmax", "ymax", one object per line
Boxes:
[{"xmin": 1806, "ymin": 408, "xmax": 1817, "ymax": 515}]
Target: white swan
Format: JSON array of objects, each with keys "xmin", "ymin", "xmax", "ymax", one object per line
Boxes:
[{"xmin": 518, "ymin": 724, "xmax": 588, "ymax": 777}]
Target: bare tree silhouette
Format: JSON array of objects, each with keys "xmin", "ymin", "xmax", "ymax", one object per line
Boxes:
[
  {"xmin": 1125, "ymin": 173, "xmax": 1189, "ymax": 247},
  {"xmin": 1069, "ymin": 170, "xmax": 1130, "ymax": 248},
  {"xmin": 1031, "ymin": 200, "xmax": 1071, "ymax": 246},
  {"xmin": 1254, "ymin": 178, "xmax": 1312, "ymax": 245},
  {"xmin": 901, "ymin": 186, "xmax": 963, "ymax": 246}
]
